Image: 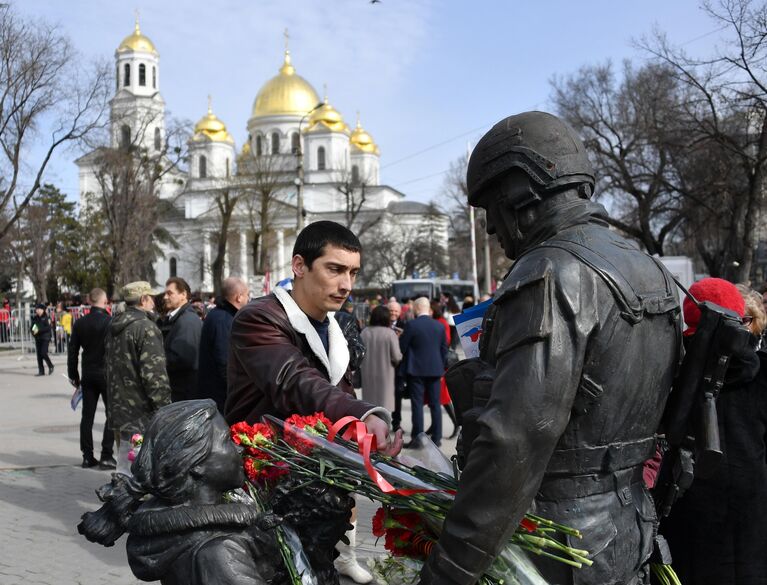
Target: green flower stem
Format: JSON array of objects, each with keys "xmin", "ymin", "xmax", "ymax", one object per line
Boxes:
[
  {"xmin": 516, "ymin": 542, "xmax": 584, "ymax": 569},
  {"xmin": 243, "ymin": 484, "xmax": 302, "ymax": 585},
  {"xmin": 525, "ymin": 514, "xmax": 582, "ymax": 538}
]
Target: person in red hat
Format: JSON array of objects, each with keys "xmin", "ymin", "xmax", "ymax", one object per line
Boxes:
[
  {"xmin": 682, "ymin": 277, "xmax": 746, "ymax": 335},
  {"xmin": 662, "ymin": 278, "xmax": 767, "ymax": 585}
]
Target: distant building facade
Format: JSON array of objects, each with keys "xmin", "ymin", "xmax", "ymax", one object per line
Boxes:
[{"xmin": 76, "ymin": 21, "xmax": 448, "ymax": 292}]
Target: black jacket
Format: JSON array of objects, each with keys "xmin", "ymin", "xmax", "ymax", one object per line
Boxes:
[
  {"xmin": 194, "ymin": 298, "xmax": 238, "ymax": 412},
  {"xmin": 661, "ymin": 347, "xmax": 767, "ymax": 585},
  {"xmin": 67, "ymin": 306, "xmax": 110, "ymax": 384},
  {"xmin": 30, "ymin": 313, "xmax": 52, "ymax": 341},
  {"xmin": 160, "ymin": 303, "xmax": 202, "ymax": 401}
]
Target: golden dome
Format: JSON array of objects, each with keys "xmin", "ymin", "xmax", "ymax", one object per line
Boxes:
[
  {"xmin": 305, "ymin": 96, "xmax": 350, "ymax": 134},
  {"xmin": 117, "ymin": 20, "xmax": 158, "ymax": 54},
  {"xmin": 350, "ymin": 116, "xmax": 380, "ymax": 155},
  {"xmin": 252, "ymin": 50, "xmax": 321, "ymax": 118},
  {"xmin": 237, "ymin": 140, "xmax": 251, "ymax": 161},
  {"xmin": 193, "ymin": 100, "xmax": 234, "ymax": 143}
]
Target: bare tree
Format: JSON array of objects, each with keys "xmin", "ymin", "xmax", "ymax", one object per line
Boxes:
[
  {"xmin": 84, "ymin": 113, "xmax": 187, "ymax": 296},
  {"xmin": 552, "ymin": 61, "xmax": 690, "ymax": 256},
  {"xmin": 333, "ymin": 168, "xmax": 381, "ymax": 237},
  {"xmin": 442, "ymin": 154, "xmax": 505, "ymax": 287},
  {"xmin": 638, "ymin": 0, "xmax": 767, "ymax": 280},
  {"xmin": 204, "ymin": 186, "xmax": 244, "ymax": 296},
  {"xmin": 0, "ymin": 5, "xmax": 110, "ymax": 240},
  {"xmin": 363, "ymin": 204, "xmax": 447, "ymax": 285},
  {"xmin": 240, "ymin": 153, "xmax": 291, "ymax": 274}
]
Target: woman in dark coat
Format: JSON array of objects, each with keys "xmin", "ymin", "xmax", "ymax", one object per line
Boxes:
[
  {"xmin": 30, "ymin": 303, "xmax": 54, "ymax": 376},
  {"xmin": 660, "ymin": 279, "xmax": 767, "ymax": 585}
]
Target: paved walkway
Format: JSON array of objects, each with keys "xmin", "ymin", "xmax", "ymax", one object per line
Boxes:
[{"xmin": 0, "ymin": 350, "xmax": 458, "ymax": 584}]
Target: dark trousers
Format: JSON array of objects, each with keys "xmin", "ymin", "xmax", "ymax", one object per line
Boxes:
[
  {"xmin": 408, "ymin": 375, "xmax": 442, "ymax": 444},
  {"xmin": 35, "ymin": 338, "xmax": 53, "ymax": 373},
  {"xmin": 392, "ymin": 374, "xmax": 406, "ymax": 430},
  {"xmin": 169, "ymin": 369, "xmax": 198, "ymax": 402},
  {"xmin": 80, "ymin": 377, "xmax": 114, "ymax": 459}
]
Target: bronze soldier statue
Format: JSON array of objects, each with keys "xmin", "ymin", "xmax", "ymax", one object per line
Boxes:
[{"xmin": 421, "ymin": 112, "xmax": 682, "ymax": 585}]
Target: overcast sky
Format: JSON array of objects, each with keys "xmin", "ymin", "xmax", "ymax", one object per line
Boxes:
[{"xmin": 18, "ymin": 0, "xmax": 728, "ymax": 206}]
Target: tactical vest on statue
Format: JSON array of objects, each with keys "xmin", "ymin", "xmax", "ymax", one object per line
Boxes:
[{"xmin": 454, "ymin": 223, "xmax": 681, "ymax": 585}]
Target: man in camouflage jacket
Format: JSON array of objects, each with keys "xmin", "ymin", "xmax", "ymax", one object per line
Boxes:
[{"xmin": 105, "ymin": 281, "xmax": 171, "ymax": 474}]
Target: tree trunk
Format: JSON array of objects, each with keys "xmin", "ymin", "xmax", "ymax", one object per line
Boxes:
[
  {"xmin": 251, "ymin": 233, "xmax": 261, "ymax": 274},
  {"xmin": 259, "ymin": 231, "xmax": 270, "ymax": 275}
]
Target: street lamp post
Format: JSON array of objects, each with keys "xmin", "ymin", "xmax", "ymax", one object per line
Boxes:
[{"xmin": 296, "ymin": 102, "xmax": 324, "ymax": 231}]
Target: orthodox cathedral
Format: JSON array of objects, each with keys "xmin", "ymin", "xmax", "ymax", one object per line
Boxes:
[{"xmin": 76, "ymin": 21, "xmax": 449, "ymax": 292}]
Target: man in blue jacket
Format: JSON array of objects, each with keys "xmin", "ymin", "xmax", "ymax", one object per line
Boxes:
[
  {"xmin": 194, "ymin": 277, "xmax": 249, "ymax": 412},
  {"xmin": 400, "ymin": 296, "xmax": 448, "ymax": 446}
]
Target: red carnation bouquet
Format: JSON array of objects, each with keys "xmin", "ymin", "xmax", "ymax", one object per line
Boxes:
[{"xmin": 227, "ymin": 413, "xmax": 593, "ymax": 585}]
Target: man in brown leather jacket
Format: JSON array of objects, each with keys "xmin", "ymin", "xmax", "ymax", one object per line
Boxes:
[
  {"xmin": 225, "ymin": 220, "xmax": 402, "ymax": 585},
  {"xmin": 225, "ymin": 221, "xmax": 395, "ymax": 443}
]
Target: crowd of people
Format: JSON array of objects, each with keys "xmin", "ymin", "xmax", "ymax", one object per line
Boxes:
[
  {"xmin": 57, "ymin": 221, "xmax": 479, "ymax": 584},
  {"xmin": 70, "ymin": 110, "xmax": 767, "ymax": 585},
  {"xmin": 25, "ymin": 217, "xmax": 767, "ymax": 585}
]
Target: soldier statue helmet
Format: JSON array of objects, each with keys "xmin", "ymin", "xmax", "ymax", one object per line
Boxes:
[
  {"xmin": 420, "ymin": 112, "xmax": 681, "ymax": 585},
  {"xmin": 467, "ymin": 111, "xmax": 596, "ymax": 259}
]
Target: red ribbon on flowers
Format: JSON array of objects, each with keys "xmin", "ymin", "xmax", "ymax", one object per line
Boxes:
[{"xmin": 328, "ymin": 416, "xmax": 454, "ymax": 496}]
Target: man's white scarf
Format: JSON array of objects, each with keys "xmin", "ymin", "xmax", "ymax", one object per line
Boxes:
[{"xmin": 273, "ymin": 286, "xmax": 349, "ymax": 386}]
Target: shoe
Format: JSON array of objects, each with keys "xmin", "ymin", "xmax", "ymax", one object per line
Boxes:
[
  {"xmin": 403, "ymin": 440, "xmax": 418, "ymax": 449},
  {"xmin": 448, "ymin": 426, "xmax": 460, "ymax": 440},
  {"xmin": 35, "ymin": 372, "xmax": 45, "ymax": 377},
  {"xmin": 82, "ymin": 455, "xmax": 99, "ymax": 468},
  {"xmin": 99, "ymin": 456, "xmax": 117, "ymax": 470},
  {"xmin": 335, "ymin": 521, "xmax": 373, "ymax": 584},
  {"xmin": 48, "ymin": 365, "xmax": 54, "ymax": 376}
]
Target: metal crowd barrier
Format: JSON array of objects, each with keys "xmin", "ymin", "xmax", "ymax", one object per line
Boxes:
[{"xmin": 0, "ymin": 305, "xmax": 93, "ymax": 355}]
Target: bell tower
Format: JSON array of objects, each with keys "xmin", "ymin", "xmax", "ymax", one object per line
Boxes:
[{"xmin": 110, "ymin": 13, "xmax": 166, "ymax": 152}]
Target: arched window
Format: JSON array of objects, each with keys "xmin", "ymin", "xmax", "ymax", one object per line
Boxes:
[
  {"xmin": 115, "ymin": 64, "xmax": 120, "ymax": 91},
  {"xmin": 154, "ymin": 127, "xmax": 161, "ymax": 151},
  {"xmin": 120, "ymin": 125, "xmax": 131, "ymax": 149},
  {"xmin": 225, "ymin": 158, "xmax": 230, "ymax": 177},
  {"xmin": 271, "ymin": 132, "xmax": 280, "ymax": 154},
  {"xmin": 199, "ymin": 155, "xmax": 207, "ymax": 178},
  {"xmin": 291, "ymin": 133, "xmax": 300, "ymax": 154},
  {"xmin": 138, "ymin": 63, "xmax": 146, "ymax": 86},
  {"xmin": 256, "ymin": 135, "xmax": 263, "ymax": 156},
  {"xmin": 123, "ymin": 63, "xmax": 130, "ymax": 87},
  {"xmin": 169, "ymin": 257, "xmax": 177, "ymax": 278},
  {"xmin": 351, "ymin": 165, "xmax": 360, "ymax": 184},
  {"xmin": 152, "ymin": 66, "xmax": 156, "ymax": 89},
  {"xmin": 317, "ymin": 146, "xmax": 326, "ymax": 171}
]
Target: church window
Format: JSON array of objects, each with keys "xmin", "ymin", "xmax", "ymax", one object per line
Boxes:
[
  {"xmin": 154, "ymin": 127, "xmax": 161, "ymax": 151},
  {"xmin": 120, "ymin": 125, "xmax": 131, "ymax": 149},
  {"xmin": 115, "ymin": 64, "xmax": 119, "ymax": 91},
  {"xmin": 317, "ymin": 146, "xmax": 326, "ymax": 170},
  {"xmin": 291, "ymin": 132, "xmax": 300, "ymax": 154},
  {"xmin": 152, "ymin": 66, "xmax": 156, "ymax": 89},
  {"xmin": 225, "ymin": 158, "xmax": 230, "ymax": 177},
  {"xmin": 256, "ymin": 135, "xmax": 263, "ymax": 156},
  {"xmin": 169, "ymin": 257, "xmax": 177, "ymax": 278},
  {"xmin": 139, "ymin": 64, "xmax": 146, "ymax": 86},
  {"xmin": 199, "ymin": 155, "xmax": 207, "ymax": 178},
  {"xmin": 351, "ymin": 165, "xmax": 360, "ymax": 184},
  {"xmin": 271, "ymin": 132, "xmax": 280, "ymax": 154},
  {"xmin": 123, "ymin": 63, "xmax": 130, "ymax": 87}
]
